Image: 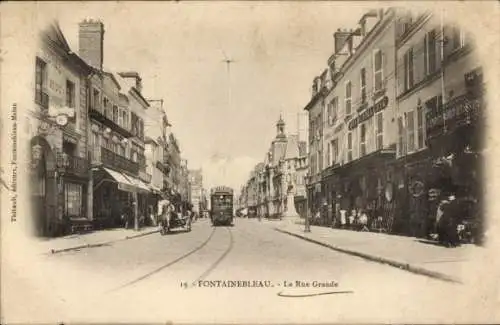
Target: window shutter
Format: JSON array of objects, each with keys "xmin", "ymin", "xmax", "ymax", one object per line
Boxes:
[
  {"xmin": 413, "ymin": 40, "xmax": 424, "ymax": 84},
  {"xmin": 397, "ymin": 53, "xmax": 405, "ymax": 96}
]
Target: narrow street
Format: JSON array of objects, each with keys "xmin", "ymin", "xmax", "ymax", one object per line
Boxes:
[{"xmin": 4, "ymin": 218, "xmax": 483, "ymax": 324}]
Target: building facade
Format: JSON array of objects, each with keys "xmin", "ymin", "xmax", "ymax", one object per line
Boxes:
[
  {"xmin": 240, "ymin": 116, "xmax": 307, "ymax": 220},
  {"xmin": 319, "ymin": 9, "xmax": 398, "ymax": 228},
  {"xmin": 29, "ymin": 23, "xmax": 92, "ymax": 237},
  {"xmin": 393, "ymin": 10, "xmax": 484, "ymax": 238},
  {"xmin": 304, "ymin": 71, "xmax": 327, "ymax": 220}
]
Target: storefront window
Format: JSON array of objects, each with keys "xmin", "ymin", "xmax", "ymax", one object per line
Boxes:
[
  {"xmin": 65, "ymin": 183, "xmax": 83, "ymax": 217},
  {"xmin": 376, "ymin": 113, "xmax": 383, "ymax": 151}
]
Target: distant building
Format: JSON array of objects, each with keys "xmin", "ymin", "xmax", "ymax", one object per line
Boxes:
[{"xmin": 189, "ymin": 169, "xmax": 203, "ymax": 214}]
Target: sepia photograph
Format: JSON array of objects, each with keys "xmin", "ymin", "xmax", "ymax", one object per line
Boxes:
[{"xmin": 1, "ymin": 1, "xmax": 499, "ymax": 324}]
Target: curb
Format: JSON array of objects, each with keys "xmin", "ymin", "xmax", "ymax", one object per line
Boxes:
[
  {"xmin": 274, "ymin": 227, "xmax": 463, "ymax": 285},
  {"xmin": 49, "ymin": 229, "xmax": 160, "ymax": 255}
]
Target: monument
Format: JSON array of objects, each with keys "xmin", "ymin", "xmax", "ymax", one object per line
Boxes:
[{"xmin": 284, "ymin": 175, "xmax": 300, "ymax": 222}]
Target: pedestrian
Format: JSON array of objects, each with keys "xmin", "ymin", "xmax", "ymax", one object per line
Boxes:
[
  {"xmin": 348, "ymin": 209, "xmax": 356, "ymax": 230},
  {"xmin": 339, "ymin": 208, "xmax": 347, "ymax": 229},
  {"xmin": 359, "ymin": 209, "xmax": 369, "ymax": 231}
]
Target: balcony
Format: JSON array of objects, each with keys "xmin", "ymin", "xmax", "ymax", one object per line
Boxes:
[
  {"xmin": 56, "ymin": 152, "xmax": 88, "ymax": 178},
  {"xmin": 101, "ymin": 147, "xmax": 139, "ymax": 175},
  {"xmin": 89, "ymin": 105, "xmax": 134, "ymax": 138},
  {"xmin": 35, "ymin": 91, "xmax": 49, "ymax": 110}
]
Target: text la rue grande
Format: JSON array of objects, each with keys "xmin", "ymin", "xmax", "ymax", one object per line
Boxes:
[{"xmin": 283, "ymin": 280, "xmax": 339, "ymax": 288}]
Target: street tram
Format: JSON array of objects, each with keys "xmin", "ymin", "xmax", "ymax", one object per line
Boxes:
[{"xmin": 210, "ymin": 186, "xmax": 234, "ymax": 226}]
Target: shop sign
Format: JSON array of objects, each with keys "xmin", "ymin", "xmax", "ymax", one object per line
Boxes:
[
  {"xmin": 348, "ymin": 96, "xmax": 389, "ymax": 130},
  {"xmin": 426, "ymin": 94, "xmax": 481, "ymax": 131}
]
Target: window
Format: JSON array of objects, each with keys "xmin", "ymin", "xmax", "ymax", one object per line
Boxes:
[
  {"xmin": 401, "ymin": 14, "xmax": 413, "ymax": 36},
  {"xmin": 424, "ymin": 30, "xmax": 437, "ymax": 75},
  {"xmin": 376, "ymin": 113, "xmax": 383, "ymax": 151},
  {"xmin": 64, "ymin": 183, "xmax": 83, "ymax": 217},
  {"xmin": 332, "ymin": 139, "xmax": 338, "ymax": 165},
  {"xmin": 397, "ymin": 116, "xmax": 404, "ymax": 156},
  {"xmin": 93, "ymin": 89, "xmax": 100, "ymax": 111},
  {"xmin": 374, "ymin": 50, "xmax": 384, "ymax": 92},
  {"xmin": 331, "ymin": 97, "xmax": 338, "ymax": 123},
  {"xmin": 345, "ymin": 81, "xmax": 352, "ymax": 116},
  {"xmin": 359, "ymin": 123, "xmax": 366, "ymax": 156},
  {"xmin": 317, "ymin": 149, "xmax": 322, "ymax": 172},
  {"xmin": 417, "ymin": 105, "xmax": 425, "ymax": 149},
  {"xmin": 123, "ymin": 111, "xmax": 129, "ymax": 130},
  {"xmin": 327, "ymin": 142, "xmax": 331, "ymax": 167},
  {"xmin": 347, "ymin": 132, "xmax": 353, "ymax": 162},
  {"xmin": 35, "ymin": 57, "xmax": 47, "ymax": 108},
  {"xmin": 113, "ymin": 105, "xmax": 118, "ymax": 123},
  {"xmin": 118, "ymin": 109, "xmax": 123, "ymax": 126},
  {"xmin": 451, "ymin": 27, "xmax": 466, "ymax": 50},
  {"xmin": 132, "ymin": 150, "xmax": 138, "ymax": 163},
  {"xmin": 103, "ymin": 97, "xmax": 110, "ymax": 117},
  {"xmin": 406, "ymin": 111, "xmax": 415, "ymax": 153},
  {"xmin": 360, "ymin": 68, "xmax": 367, "ymax": 104},
  {"xmin": 327, "ymin": 100, "xmax": 333, "ymax": 125},
  {"xmin": 66, "ymin": 80, "xmax": 75, "ymax": 108},
  {"xmin": 404, "ymin": 48, "xmax": 414, "ymax": 91}
]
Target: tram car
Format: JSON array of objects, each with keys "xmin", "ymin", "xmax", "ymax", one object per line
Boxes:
[{"xmin": 210, "ymin": 186, "xmax": 234, "ymax": 226}]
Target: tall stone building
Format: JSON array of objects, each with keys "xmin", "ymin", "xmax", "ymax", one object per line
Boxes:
[
  {"xmin": 29, "ymin": 22, "xmax": 92, "ymax": 237},
  {"xmin": 80, "ymin": 19, "xmax": 152, "ymax": 230}
]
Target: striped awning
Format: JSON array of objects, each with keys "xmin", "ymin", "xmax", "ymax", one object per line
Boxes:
[
  {"xmin": 125, "ymin": 175, "xmax": 150, "ymax": 193},
  {"xmin": 102, "ymin": 167, "xmax": 135, "ymax": 192}
]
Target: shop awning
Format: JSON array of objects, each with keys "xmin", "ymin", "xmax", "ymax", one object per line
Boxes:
[
  {"xmin": 102, "ymin": 167, "xmax": 135, "ymax": 192},
  {"xmin": 125, "ymin": 175, "xmax": 151, "ymax": 193},
  {"xmin": 148, "ymin": 184, "xmax": 162, "ymax": 194}
]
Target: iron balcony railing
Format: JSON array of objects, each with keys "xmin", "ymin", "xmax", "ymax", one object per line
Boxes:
[
  {"xmin": 56, "ymin": 152, "xmax": 88, "ymax": 177},
  {"xmin": 101, "ymin": 147, "xmax": 139, "ymax": 175}
]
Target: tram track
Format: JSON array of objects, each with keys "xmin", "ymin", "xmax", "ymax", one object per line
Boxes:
[{"xmin": 108, "ymin": 224, "xmax": 235, "ymax": 293}]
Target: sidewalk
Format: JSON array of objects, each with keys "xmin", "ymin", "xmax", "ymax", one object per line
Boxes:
[
  {"xmin": 34, "ymin": 226, "xmax": 160, "ymax": 255},
  {"xmin": 270, "ymin": 219, "xmax": 485, "ymax": 284}
]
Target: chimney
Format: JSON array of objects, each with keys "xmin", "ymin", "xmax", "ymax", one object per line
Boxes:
[
  {"xmin": 78, "ymin": 19, "xmax": 105, "ymax": 70},
  {"xmin": 333, "ymin": 28, "xmax": 351, "ymax": 54},
  {"xmin": 118, "ymin": 71, "xmax": 143, "ymax": 93}
]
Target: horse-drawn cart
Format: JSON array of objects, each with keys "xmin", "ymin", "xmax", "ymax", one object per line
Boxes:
[{"xmin": 158, "ymin": 199, "xmax": 192, "ymax": 235}]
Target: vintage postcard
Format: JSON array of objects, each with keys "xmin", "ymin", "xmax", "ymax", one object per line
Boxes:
[{"xmin": 1, "ymin": 1, "xmax": 499, "ymax": 324}]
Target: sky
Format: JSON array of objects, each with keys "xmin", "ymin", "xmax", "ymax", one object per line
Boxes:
[{"xmin": 35, "ymin": 2, "xmax": 369, "ymax": 191}]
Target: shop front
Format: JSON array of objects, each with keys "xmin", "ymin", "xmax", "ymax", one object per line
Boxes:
[
  {"xmin": 425, "ymin": 89, "xmax": 484, "ymax": 242},
  {"xmin": 336, "ymin": 149, "xmax": 397, "ymax": 232},
  {"xmin": 93, "ymin": 167, "xmax": 151, "ymax": 229}
]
